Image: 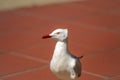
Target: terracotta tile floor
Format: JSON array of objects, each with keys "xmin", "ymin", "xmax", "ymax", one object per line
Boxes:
[{"xmin": 0, "ymin": 0, "xmax": 120, "ymax": 80}]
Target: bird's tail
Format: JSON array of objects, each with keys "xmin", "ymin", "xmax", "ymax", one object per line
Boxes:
[{"xmin": 78, "ymin": 56, "xmax": 83, "ymax": 59}]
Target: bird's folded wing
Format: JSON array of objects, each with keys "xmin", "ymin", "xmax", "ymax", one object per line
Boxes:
[{"xmin": 74, "ymin": 59, "xmax": 82, "ymax": 77}]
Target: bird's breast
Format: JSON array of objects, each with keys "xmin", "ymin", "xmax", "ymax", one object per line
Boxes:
[{"xmin": 50, "ymin": 55, "xmax": 68, "ymax": 73}]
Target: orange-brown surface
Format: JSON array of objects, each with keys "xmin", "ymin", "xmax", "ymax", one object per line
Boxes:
[{"xmin": 0, "ymin": 0, "xmax": 120, "ymax": 80}]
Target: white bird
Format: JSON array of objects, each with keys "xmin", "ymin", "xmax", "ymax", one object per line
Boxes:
[{"xmin": 42, "ymin": 28, "xmax": 83, "ymax": 80}]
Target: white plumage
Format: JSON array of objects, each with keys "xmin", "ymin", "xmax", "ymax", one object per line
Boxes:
[{"xmin": 42, "ymin": 29, "xmax": 83, "ymax": 80}]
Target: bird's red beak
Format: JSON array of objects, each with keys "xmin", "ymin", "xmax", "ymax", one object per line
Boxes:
[{"xmin": 42, "ymin": 35, "xmax": 51, "ymax": 39}]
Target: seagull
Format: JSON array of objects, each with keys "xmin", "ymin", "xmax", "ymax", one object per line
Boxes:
[{"xmin": 42, "ymin": 28, "xmax": 83, "ymax": 80}]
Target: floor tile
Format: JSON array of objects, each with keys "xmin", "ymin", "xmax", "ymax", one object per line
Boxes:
[
  {"xmin": 0, "ymin": 31, "xmax": 40, "ymax": 51},
  {"xmin": 110, "ymin": 9, "xmax": 120, "ymax": 16},
  {"xmin": 111, "ymin": 76, "xmax": 120, "ymax": 80},
  {"xmin": 79, "ymin": 72, "xmax": 103, "ymax": 80},
  {"xmin": 0, "ymin": 10, "xmax": 14, "ymax": 19},
  {"xmin": 37, "ymin": 4, "xmax": 97, "ymax": 19},
  {"xmin": 15, "ymin": 1, "xmax": 98, "ymax": 20},
  {"xmin": 0, "ymin": 13, "xmax": 54, "ymax": 31},
  {"xmin": 73, "ymin": 13, "xmax": 120, "ymax": 29},
  {"xmin": 78, "ymin": 0, "xmax": 120, "ymax": 11},
  {"xmin": 82, "ymin": 49, "xmax": 120, "ymax": 77},
  {"xmin": 20, "ymin": 26, "xmax": 58, "ymax": 37},
  {"xmin": 0, "ymin": 53, "xmax": 46, "ymax": 76},
  {"xmin": 0, "ymin": 27, "xmax": 12, "ymax": 33},
  {"xmin": 15, "ymin": 43, "xmax": 55, "ymax": 61},
  {"xmin": 71, "ymin": 30, "xmax": 120, "ymax": 52},
  {"xmin": 3, "ymin": 67, "xmax": 57, "ymax": 80}
]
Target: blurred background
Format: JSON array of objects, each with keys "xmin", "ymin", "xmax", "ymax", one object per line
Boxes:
[
  {"xmin": 0, "ymin": 0, "xmax": 120, "ymax": 80},
  {"xmin": 0, "ymin": 0, "xmax": 74, "ymax": 10}
]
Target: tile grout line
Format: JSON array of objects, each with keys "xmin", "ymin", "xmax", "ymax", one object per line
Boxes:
[
  {"xmin": 13, "ymin": 2, "xmax": 120, "ymax": 18},
  {"xmin": 0, "ymin": 26, "xmax": 119, "ymax": 57},
  {"xmin": 9, "ymin": 42, "xmax": 120, "ymax": 64},
  {"xmin": 5, "ymin": 6, "xmax": 97, "ymax": 23},
  {"xmin": 0, "ymin": 65, "xmax": 49, "ymax": 79},
  {"xmin": 76, "ymin": 1, "xmax": 120, "ymax": 16},
  {"xmin": 65, "ymin": 20, "xmax": 120, "ymax": 34},
  {"xmin": 0, "ymin": 23, "xmax": 119, "ymax": 56},
  {"xmin": 0, "ymin": 8, "xmax": 119, "ymax": 34},
  {"xmin": 4, "ymin": 40, "xmax": 120, "ymax": 64},
  {"xmin": 83, "ymin": 47, "xmax": 120, "ymax": 59},
  {"xmin": 109, "ymin": 74, "xmax": 120, "ymax": 80},
  {"xmin": 10, "ymin": 1, "xmax": 120, "ymax": 31},
  {"xmin": 82, "ymin": 70, "xmax": 110, "ymax": 80},
  {"xmin": 13, "ymin": 10, "xmax": 120, "ymax": 33},
  {"xmin": 71, "ymin": 42, "xmax": 120, "ymax": 58},
  {"xmin": 107, "ymin": 8, "xmax": 120, "ymax": 16},
  {"xmin": 9, "ymin": 52, "xmax": 49, "ymax": 64},
  {"xmin": 10, "ymin": 42, "xmax": 50, "ymax": 52},
  {"xmin": 9, "ymin": 46, "xmax": 120, "ymax": 79}
]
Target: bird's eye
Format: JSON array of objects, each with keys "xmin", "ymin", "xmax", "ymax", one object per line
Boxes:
[{"xmin": 56, "ymin": 32, "xmax": 60, "ymax": 34}]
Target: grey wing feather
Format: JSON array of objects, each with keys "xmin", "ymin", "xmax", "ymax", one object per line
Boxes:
[{"xmin": 74, "ymin": 59, "xmax": 82, "ymax": 77}]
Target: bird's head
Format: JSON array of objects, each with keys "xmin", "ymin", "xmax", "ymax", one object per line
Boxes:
[{"xmin": 42, "ymin": 28, "xmax": 68, "ymax": 41}]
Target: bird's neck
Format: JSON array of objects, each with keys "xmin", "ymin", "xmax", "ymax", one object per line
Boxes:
[{"xmin": 53, "ymin": 39, "xmax": 69, "ymax": 56}]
